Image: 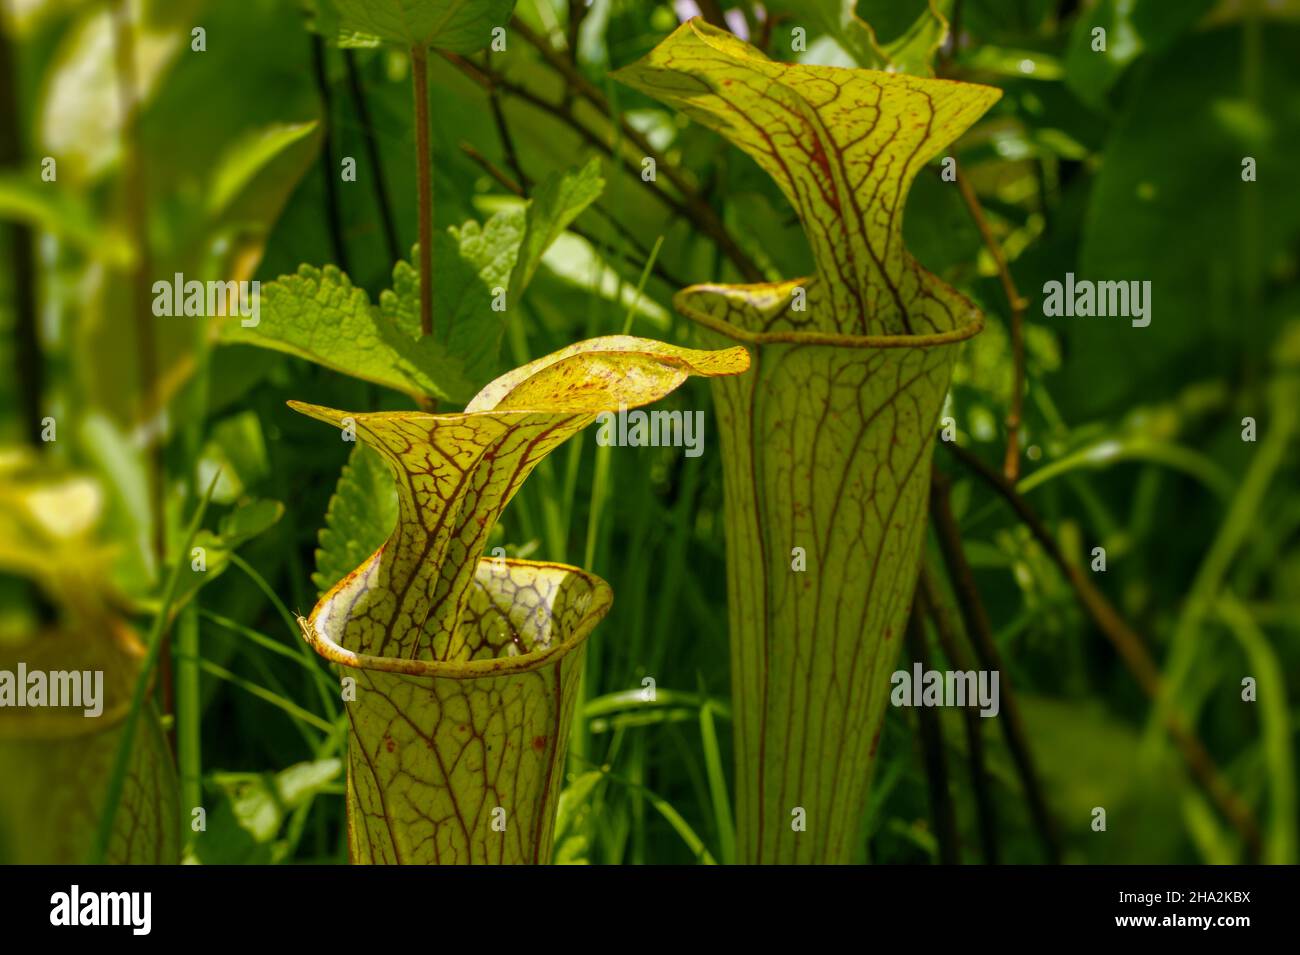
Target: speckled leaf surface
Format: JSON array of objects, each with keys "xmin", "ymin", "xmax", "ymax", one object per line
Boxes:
[
  {"xmin": 616, "ymin": 20, "xmax": 999, "ymax": 864},
  {"xmin": 294, "ymin": 336, "xmax": 748, "ymax": 863}
]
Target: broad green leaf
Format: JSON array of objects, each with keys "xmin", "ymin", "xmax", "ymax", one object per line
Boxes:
[
  {"xmin": 292, "ymin": 336, "xmax": 749, "ymax": 864},
  {"xmin": 311, "ymin": 443, "xmax": 398, "ymax": 597},
  {"xmin": 219, "ymin": 262, "xmax": 477, "ymax": 403},
  {"xmin": 205, "ymin": 121, "xmax": 320, "ymax": 217},
  {"xmin": 329, "ymin": 0, "xmax": 517, "ymax": 51},
  {"xmin": 767, "ymin": 0, "xmax": 952, "ymax": 75},
  {"xmin": 0, "ymin": 173, "xmax": 133, "ymax": 265},
  {"xmin": 1064, "ymin": 0, "xmax": 1215, "ymax": 108},
  {"xmin": 1074, "ymin": 24, "xmax": 1300, "ymax": 416},
  {"xmin": 189, "ymin": 759, "xmax": 342, "ymax": 865},
  {"xmin": 616, "ymin": 20, "xmax": 999, "ymax": 864}
]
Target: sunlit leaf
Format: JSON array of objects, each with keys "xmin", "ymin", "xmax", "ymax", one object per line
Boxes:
[
  {"xmin": 220, "ymin": 261, "xmax": 478, "ymax": 403},
  {"xmin": 616, "ymin": 19, "xmax": 999, "ymax": 863},
  {"xmin": 767, "ymin": 0, "xmax": 952, "ymax": 75},
  {"xmin": 614, "ymin": 18, "xmax": 1000, "ymax": 339},
  {"xmin": 292, "ymin": 336, "xmax": 749, "ymax": 863},
  {"xmin": 224, "ymin": 158, "xmax": 606, "ymax": 403},
  {"xmin": 189, "ymin": 759, "xmax": 342, "ymax": 865},
  {"xmin": 507, "ymin": 156, "xmax": 605, "ymax": 301},
  {"xmin": 328, "ymin": 0, "xmax": 517, "ymax": 52}
]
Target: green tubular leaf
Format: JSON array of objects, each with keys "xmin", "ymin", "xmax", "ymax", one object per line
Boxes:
[
  {"xmin": 616, "ymin": 20, "xmax": 999, "ymax": 864},
  {"xmin": 0, "ymin": 624, "xmax": 179, "ymax": 865},
  {"xmin": 292, "ymin": 336, "xmax": 748, "ymax": 864},
  {"xmin": 330, "ymin": 0, "xmax": 517, "ymax": 51},
  {"xmin": 0, "ymin": 467, "xmax": 178, "ymax": 864},
  {"xmin": 767, "ymin": 0, "xmax": 953, "ymax": 75},
  {"xmin": 312, "ymin": 444, "xmax": 398, "ymax": 597},
  {"xmin": 614, "ymin": 17, "xmax": 999, "ymax": 339}
]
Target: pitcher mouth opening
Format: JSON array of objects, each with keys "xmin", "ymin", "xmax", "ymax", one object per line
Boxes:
[{"xmin": 299, "ymin": 557, "xmax": 613, "ymax": 680}]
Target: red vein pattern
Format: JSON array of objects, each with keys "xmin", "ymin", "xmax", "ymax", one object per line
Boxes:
[
  {"xmin": 617, "ymin": 20, "xmax": 999, "ymax": 863},
  {"xmin": 295, "ymin": 336, "xmax": 749, "ymax": 864}
]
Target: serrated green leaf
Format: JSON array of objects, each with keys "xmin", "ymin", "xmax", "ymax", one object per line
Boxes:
[
  {"xmin": 224, "ymin": 160, "xmax": 607, "ymax": 401},
  {"xmin": 311, "ymin": 443, "xmax": 397, "ymax": 596},
  {"xmin": 329, "ymin": 0, "xmax": 517, "ymax": 52},
  {"xmin": 219, "ymin": 262, "xmax": 477, "ymax": 403}
]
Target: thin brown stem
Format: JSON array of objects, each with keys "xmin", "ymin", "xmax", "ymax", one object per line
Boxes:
[
  {"xmin": 441, "ymin": 52, "xmax": 703, "ymax": 228},
  {"xmin": 509, "ymin": 18, "xmax": 764, "ymax": 282},
  {"xmin": 343, "ymin": 50, "xmax": 401, "ymax": 265},
  {"xmin": 930, "ymin": 468, "xmax": 1062, "ymax": 863},
  {"xmin": 940, "ymin": 440, "xmax": 1263, "ymax": 859},
  {"xmin": 310, "ymin": 34, "xmax": 350, "ymax": 274},
  {"xmin": 696, "ymin": 0, "xmax": 729, "ymax": 29},
  {"xmin": 484, "ymin": 49, "xmax": 527, "ymax": 198},
  {"xmin": 906, "ymin": 597, "xmax": 961, "ymax": 864},
  {"xmin": 411, "ymin": 44, "xmax": 433, "ymax": 338},
  {"xmin": 919, "ymin": 564, "xmax": 999, "ymax": 864},
  {"xmin": 954, "ymin": 171, "xmax": 1027, "ymax": 481}
]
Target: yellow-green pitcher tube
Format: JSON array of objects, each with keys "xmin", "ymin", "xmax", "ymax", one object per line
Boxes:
[
  {"xmin": 615, "ymin": 18, "xmax": 1000, "ymax": 863},
  {"xmin": 691, "ymin": 320, "xmax": 979, "ymax": 864},
  {"xmin": 293, "ymin": 336, "xmax": 749, "ymax": 864},
  {"xmin": 301, "ymin": 557, "xmax": 610, "ymax": 864},
  {"xmin": 0, "ymin": 621, "xmax": 180, "ymax": 865}
]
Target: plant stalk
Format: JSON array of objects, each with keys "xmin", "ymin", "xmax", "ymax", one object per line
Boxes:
[{"xmin": 411, "ymin": 44, "xmax": 433, "ymax": 338}]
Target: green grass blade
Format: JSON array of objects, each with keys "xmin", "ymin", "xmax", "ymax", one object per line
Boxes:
[{"xmin": 88, "ymin": 472, "xmax": 219, "ymax": 865}]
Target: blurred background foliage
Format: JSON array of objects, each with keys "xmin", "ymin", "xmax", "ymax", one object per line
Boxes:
[{"xmin": 0, "ymin": 0, "xmax": 1297, "ymax": 864}]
